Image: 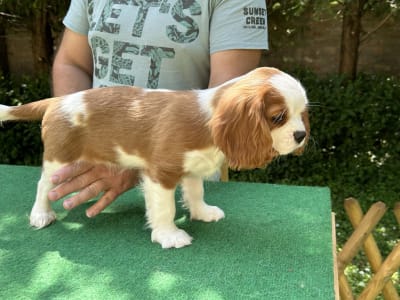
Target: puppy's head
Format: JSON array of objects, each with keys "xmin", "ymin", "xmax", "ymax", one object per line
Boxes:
[{"xmin": 210, "ymin": 67, "xmax": 309, "ymax": 170}]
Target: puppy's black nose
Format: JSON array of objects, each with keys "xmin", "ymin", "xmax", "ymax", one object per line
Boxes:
[{"xmin": 294, "ymin": 131, "xmax": 306, "ymax": 144}]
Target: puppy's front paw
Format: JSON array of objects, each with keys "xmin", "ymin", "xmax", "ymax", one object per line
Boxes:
[
  {"xmin": 151, "ymin": 227, "xmax": 193, "ymax": 249},
  {"xmin": 30, "ymin": 210, "xmax": 56, "ymax": 229},
  {"xmin": 191, "ymin": 205, "xmax": 225, "ymax": 222}
]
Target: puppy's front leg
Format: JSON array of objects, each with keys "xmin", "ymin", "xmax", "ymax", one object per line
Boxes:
[
  {"xmin": 142, "ymin": 175, "xmax": 192, "ymax": 249},
  {"xmin": 181, "ymin": 177, "xmax": 225, "ymax": 222},
  {"xmin": 30, "ymin": 161, "xmax": 60, "ymax": 228}
]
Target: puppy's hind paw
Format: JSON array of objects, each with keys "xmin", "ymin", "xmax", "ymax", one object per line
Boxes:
[{"xmin": 30, "ymin": 210, "xmax": 56, "ymax": 229}]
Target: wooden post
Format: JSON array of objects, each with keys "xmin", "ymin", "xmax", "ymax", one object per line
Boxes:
[
  {"xmin": 394, "ymin": 202, "xmax": 400, "ymax": 225},
  {"xmin": 339, "ymin": 274, "xmax": 354, "ymax": 300},
  {"xmin": 344, "ymin": 198, "xmax": 399, "ymax": 300},
  {"xmin": 358, "ymin": 242, "xmax": 400, "ymax": 300},
  {"xmin": 332, "ymin": 213, "xmax": 340, "ymax": 300},
  {"xmin": 337, "ymin": 201, "xmax": 387, "ymax": 299},
  {"xmin": 337, "ymin": 201, "xmax": 387, "ymax": 274},
  {"xmin": 220, "ymin": 160, "xmax": 229, "ymax": 182}
]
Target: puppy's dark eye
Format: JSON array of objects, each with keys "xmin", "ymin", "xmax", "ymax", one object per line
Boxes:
[{"xmin": 271, "ymin": 111, "xmax": 286, "ymax": 124}]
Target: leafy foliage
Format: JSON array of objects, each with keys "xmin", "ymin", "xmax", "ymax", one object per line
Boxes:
[
  {"xmin": 0, "ymin": 0, "xmax": 69, "ymax": 21},
  {"xmin": 267, "ymin": 0, "xmax": 400, "ymax": 53},
  {"xmin": 0, "ymin": 74, "xmax": 50, "ymax": 165},
  {"xmin": 0, "ymin": 0, "xmax": 69, "ymax": 46}
]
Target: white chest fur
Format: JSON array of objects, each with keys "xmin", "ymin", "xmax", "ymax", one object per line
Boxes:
[{"xmin": 183, "ymin": 147, "xmax": 225, "ymax": 178}]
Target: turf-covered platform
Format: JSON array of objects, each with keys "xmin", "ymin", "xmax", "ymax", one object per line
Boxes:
[{"xmin": 0, "ymin": 164, "xmax": 335, "ymax": 299}]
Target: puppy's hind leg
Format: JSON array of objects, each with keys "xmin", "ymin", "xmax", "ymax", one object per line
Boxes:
[
  {"xmin": 30, "ymin": 161, "xmax": 61, "ymax": 228},
  {"xmin": 181, "ymin": 177, "xmax": 225, "ymax": 222}
]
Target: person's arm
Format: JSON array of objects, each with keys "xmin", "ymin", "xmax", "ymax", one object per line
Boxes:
[
  {"xmin": 208, "ymin": 49, "xmax": 262, "ymax": 88},
  {"xmin": 52, "ymin": 28, "xmax": 93, "ymax": 96}
]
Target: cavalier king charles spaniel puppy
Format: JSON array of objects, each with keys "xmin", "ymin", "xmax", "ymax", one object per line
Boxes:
[{"xmin": 0, "ymin": 67, "xmax": 309, "ymax": 248}]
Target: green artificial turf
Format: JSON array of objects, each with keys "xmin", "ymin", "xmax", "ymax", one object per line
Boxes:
[{"xmin": 0, "ymin": 164, "xmax": 334, "ymax": 299}]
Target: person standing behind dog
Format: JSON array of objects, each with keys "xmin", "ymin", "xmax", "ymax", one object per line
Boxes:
[{"xmin": 49, "ymin": 0, "xmax": 269, "ymax": 217}]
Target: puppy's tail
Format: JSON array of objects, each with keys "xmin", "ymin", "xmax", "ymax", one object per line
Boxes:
[{"xmin": 0, "ymin": 98, "xmax": 54, "ymax": 122}]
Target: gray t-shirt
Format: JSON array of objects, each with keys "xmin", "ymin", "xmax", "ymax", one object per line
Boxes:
[{"xmin": 64, "ymin": 0, "xmax": 268, "ymax": 89}]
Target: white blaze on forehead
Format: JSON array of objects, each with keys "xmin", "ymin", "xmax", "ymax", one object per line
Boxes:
[
  {"xmin": 268, "ymin": 73, "xmax": 308, "ymax": 114},
  {"xmin": 60, "ymin": 91, "xmax": 88, "ymax": 126}
]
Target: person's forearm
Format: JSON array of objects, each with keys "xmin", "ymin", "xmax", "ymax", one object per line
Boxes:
[
  {"xmin": 52, "ymin": 63, "xmax": 93, "ymax": 97},
  {"xmin": 208, "ymin": 49, "xmax": 261, "ymax": 88}
]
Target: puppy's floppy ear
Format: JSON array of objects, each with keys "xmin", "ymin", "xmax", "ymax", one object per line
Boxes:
[
  {"xmin": 209, "ymin": 86, "xmax": 276, "ymax": 170},
  {"xmin": 293, "ymin": 109, "xmax": 310, "ymax": 156}
]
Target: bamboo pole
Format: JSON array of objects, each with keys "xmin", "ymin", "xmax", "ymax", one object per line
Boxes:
[
  {"xmin": 337, "ymin": 201, "xmax": 387, "ymax": 274},
  {"xmin": 344, "ymin": 198, "xmax": 399, "ymax": 300},
  {"xmin": 358, "ymin": 242, "xmax": 400, "ymax": 300}
]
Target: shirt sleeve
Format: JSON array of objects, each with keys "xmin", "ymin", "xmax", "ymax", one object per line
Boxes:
[
  {"xmin": 209, "ymin": 0, "xmax": 268, "ymax": 54},
  {"xmin": 63, "ymin": 0, "xmax": 90, "ymax": 35}
]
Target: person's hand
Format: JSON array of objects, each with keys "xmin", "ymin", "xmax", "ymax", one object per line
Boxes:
[{"xmin": 48, "ymin": 162, "xmax": 140, "ymax": 217}]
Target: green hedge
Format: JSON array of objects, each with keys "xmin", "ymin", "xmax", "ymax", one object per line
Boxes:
[{"xmin": 0, "ymin": 74, "xmax": 50, "ymax": 165}]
